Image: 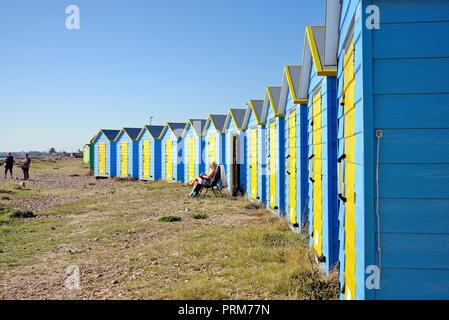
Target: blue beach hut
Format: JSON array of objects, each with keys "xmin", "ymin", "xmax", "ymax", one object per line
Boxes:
[
  {"xmin": 203, "ymin": 115, "xmax": 227, "ymax": 170},
  {"xmin": 159, "ymin": 122, "xmax": 187, "ymax": 183},
  {"xmin": 262, "ymin": 86, "xmax": 285, "ymax": 215},
  {"xmin": 279, "ymin": 65, "xmax": 309, "ymax": 230},
  {"xmin": 242, "ymin": 100, "xmax": 266, "ymax": 204},
  {"xmin": 136, "ymin": 125, "xmax": 164, "ymax": 181},
  {"xmin": 223, "ymin": 108, "xmax": 247, "ymax": 196},
  {"xmin": 331, "ymin": 0, "xmax": 449, "ymax": 300},
  {"xmin": 298, "ymin": 24, "xmax": 338, "ymax": 272},
  {"xmin": 114, "ymin": 128, "xmax": 142, "ymax": 179},
  {"xmin": 92, "ymin": 129, "xmax": 120, "ymax": 178},
  {"xmin": 182, "ymin": 119, "xmax": 207, "ymax": 184}
]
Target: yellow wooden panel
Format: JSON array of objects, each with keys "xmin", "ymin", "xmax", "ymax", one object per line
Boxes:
[
  {"xmin": 166, "ymin": 140, "xmax": 173, "ymax": 181},
  {"xmin": 120, "ymin": 142, "xmax": 128, "ymax": 177},
  {"xmin": 143, "ymin": 140, "xmax": 150, "ymax": 179},
  {"xmin": 312, "ymin": 91, "xmax": 323, "ymax": 256},
  {"xmin": 289, "ymin": 111, "xmax": 297, "ymax": 224},
  {"xmin": 342, "ymin": 39, "xmax": 357, "ymax": 300},
  {"xmin": 209, "ymin": 135, "xmax": 216, "ymax": 166},
  {"xmin": 188, "ymin": 137, "xmax": 195, "ymax": 182},
  {"xmin": 269, "ymin": 121, "xmax": 277, "ymax": 209},
  {"xmin": 98, "ymin": 142, "xmax": 106, "ymax": 175},
  {"xmin": 250, "ymin": 128, "xmax": 258, "ymax": 200}
]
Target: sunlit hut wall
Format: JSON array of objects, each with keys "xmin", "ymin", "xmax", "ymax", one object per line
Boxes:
[
  {"xmin": 159, "ymin": 123, "xmax": 187, "ymax": 183},
  {"xmin": 182, "ymin": 119, "xmax": 206, "ymax": 184},
  {"xmin": 203, "ymin": 115, "xmax": 227, "ymax": 171},
  {"xmin": 114, "ymin": 128, "xmax": 141, "ymax": 179},
  {"xmin": 137, "ymin": 125, "xmax": 164, "ymax": 181},
  {"xmin": 298, "ymin": 22, "xmax": 338, "ymax": 273},
  {"xmin": 333, "ymin": 0, "xmax": 449, "ymax": 300},
  {"xmin": 223, "ymin": 108, "xmax": 247, "ymax": 196},
  {"xmin": 261, "ymin": 86, "xmax": 285, "ymax": 215},
  {"xmin": 242, "ymin": 100, "xmax": 266, "ymax": 205},
  {"xmin": 279, "ymin": 65, "xmax": 309, "ymax": 231},
  {"xmin": 92, "ymin": 129, "xmax": 120, "ymax": 178}
]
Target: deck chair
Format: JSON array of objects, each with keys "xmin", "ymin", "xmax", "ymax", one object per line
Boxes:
[{"xmin": 199, "ymin": 165, "xmax": 223, "ymax": 197}]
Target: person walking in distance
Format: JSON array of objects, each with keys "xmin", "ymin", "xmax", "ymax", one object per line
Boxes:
[
  {"xmin": 4, "ymin": 152, "xmax": 14, "ymax": 179},
  {"xmin": 21, "ymin": 153, "xmax": 31, "ymax": 181}
]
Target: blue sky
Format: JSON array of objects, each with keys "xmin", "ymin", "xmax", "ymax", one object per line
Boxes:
[{"xmin": 0, "ymin": 0, "xmax": 324, "ymax": 152}]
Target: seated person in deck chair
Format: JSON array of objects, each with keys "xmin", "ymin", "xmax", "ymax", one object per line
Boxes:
[{"xmin": 187, "ymin": 161, "xmax": 218, "ymax": 187}]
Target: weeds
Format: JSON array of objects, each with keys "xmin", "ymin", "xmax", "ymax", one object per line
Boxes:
[
  {"xmin": 0, "ymin": 207, "xmax": 35, "ymax": 219},
  {"xmin": 285, "ymin": 254, "xmax": 339, "ymax": 300},
  {"xmin": 8, "ymin": 210, "xmax": 36, "ymax": 219},
  {"xmin": 262, "ymin": 231, "xmax": 298, "ymax": 247},
  {"xmin": 159, "ymin": 215, "xmax": 182, "ymax": 222},
  {"xmin": 191, "ymin": 213, "xmax": 208, "ymax": 220}
]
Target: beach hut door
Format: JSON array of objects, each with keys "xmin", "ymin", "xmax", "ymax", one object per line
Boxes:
[
  {"xmin": 121, "ymin": 142, "xmax": 129, "ymax": 177},
  {"xmin": 288, "ymin": 111, "xmax": 297, "ymax": 224},
  {"xmin": 312, "ymin": 91, "xmax": 323, "ymax": 259},
  {"xmin": 269, "ymin": 121, "xmax": 277, "ymax": 209},
  {"xmin": 250, "ymin": 128, "xmax": 258, "ymax": 200},
  {"xmin": 188, "ymin": 137, "xmax": 195, "ymax": 182},
  {"xmin": 231, "ymin": 134, "xmax": 241, "ymax": 196},
  {"xmin": 98, "ymin": 142, "xmax": 106, "ymax": 176},
  {"xmin": 166, "ymin": 140, "xmax": 173, "ymax": 181},
  {"xmin": 341, "ymin": 39, "xmax": 357, "ymax": 300},
  {"xmin": 209, "ymin": 135, "xmax": 216, "ymax": 166},
  {"xmin": 143, "ymin": 140, "xmax": 151, "ymax": 179}
]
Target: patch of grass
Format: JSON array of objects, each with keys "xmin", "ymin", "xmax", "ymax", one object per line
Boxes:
[
  {"xmin": 159, "ymin": 215, "xmax": 182, "ymax": 222},
  {"xmin": 0, "ymin": 189, "xmax": 14, "ymax": 194},
  {"xmin": 8, "ymin": 210, "xmax": 36, "ymax": 219},
  {"xmin": 284, "ymin": 257, "xmax": 339, "ymax": 300},
  {"xmin": 0, "ymin": 206, "xmax": 11, "ymax": 214},
  {"xmin": 262, "ymin": 231, "xmax": 299, "ymax": 247},
  {"xmin": 191, "ymin": 213, "xmax": 208, "ymax": 220},
  {"xmin": 1, "ymin": 196, "xmax": 11, "ymax": 200}
]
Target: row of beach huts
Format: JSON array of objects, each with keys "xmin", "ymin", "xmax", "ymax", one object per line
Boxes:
[{"xmin": 83, "ymin": 0, "xmax": 449, "ymax": 300}]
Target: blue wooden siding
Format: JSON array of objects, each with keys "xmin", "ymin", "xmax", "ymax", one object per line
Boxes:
[
  {"xmin": 265, "ymin": 106, "xmax": 285, "ymax": 214},
  {"xmin": 370, "ymin": 0, "xmax": 449, "ymax": 300},
  {"xmin": 138, "ymin": 130, "xmax": 161, "ymax": 181},
  {"xmin": 225, "ymin": 119, "xmax": 246, "ymax": 194},
  {"xmin": 284, "ymin": 91, "xmax": 309, "ymax": 229},
  {"xmin": 337, "ymin": 0, "xmax": 449, "ymax": 300},
  {"xmin": 93, "ymin": 133, "xmax": 117, "ymax": 177}
]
